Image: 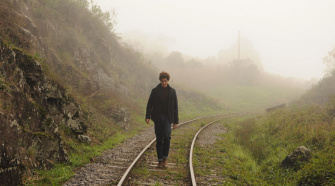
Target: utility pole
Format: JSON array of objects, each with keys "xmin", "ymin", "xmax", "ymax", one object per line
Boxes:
[{"xmin": 238, "ymin": 31, "xmax": 240, "ymax": 61}]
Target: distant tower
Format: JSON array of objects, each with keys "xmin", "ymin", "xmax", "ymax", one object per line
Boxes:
[{"xmin": 238, "ymin": 31, "xmax": 240, "ymax": 61}]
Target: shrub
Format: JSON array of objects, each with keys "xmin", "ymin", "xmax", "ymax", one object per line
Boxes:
[{"xmin": 296, "ymin": 147, "xmax": 335, "ymax": 185}]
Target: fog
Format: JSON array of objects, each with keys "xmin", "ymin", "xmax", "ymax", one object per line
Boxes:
[{"xmin": 97, "ymin": 0, "xmax": 335, "ymax": 81}]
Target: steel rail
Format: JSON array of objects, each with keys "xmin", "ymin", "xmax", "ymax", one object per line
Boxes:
[
  {"xmin": 189, "ymin": 118, "xmax": 224, "ymax": 186},
  {"xmin": 117, "ymin": 113, "xmax": 232, "ymax": 186},
  {"xmin": 189, "ymin": 112, "xmax": 251, "ymax": 186}
]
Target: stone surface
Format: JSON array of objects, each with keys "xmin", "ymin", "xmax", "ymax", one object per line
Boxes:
[
  {"xmin": 0, "ymin": 38, "xmax": 85, "ymax": 184},
  {"xmin": 281, "ymin": 146, "xmax": 312, "ymax": 169},
  {"xmin": 78, "ymin": 135, "xmax": 91, "ymax": 145}
]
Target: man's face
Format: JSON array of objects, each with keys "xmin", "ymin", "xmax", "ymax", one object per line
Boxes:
[{"xmin": 160, "ymin": 78, "xmax": 169, "ymax": 87}]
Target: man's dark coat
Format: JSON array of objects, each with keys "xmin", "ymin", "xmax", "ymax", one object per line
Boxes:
[{"xmin": 146, "ymin": 84, "xmax": 179, "ymax": 124}]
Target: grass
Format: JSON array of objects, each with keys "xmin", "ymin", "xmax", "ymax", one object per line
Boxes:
[
  {"xmin": 68, "ymin": 132, "xmax": 131, "ymax": 166},
  {"xmin": 194, "ymin": 101, "xmax": 335, "ymax": 185},
  {"xmin": 207, "ymin": 84, "xmax": 304, "ymax": 112},
  {"xmin": 193, "ymin": 117, "xmax": 266, "ymax": 185},
  {"xmin": 23, "ymin": 128, "xmax": 140, "ymax": 186}
]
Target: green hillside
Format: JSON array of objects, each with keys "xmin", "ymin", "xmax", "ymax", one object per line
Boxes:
[
  {"xmin": 208, "ymin": 84, "xmax": 304, "ymax": 111},
  {"xmin": 299, "ymin": 48, "xmax": 335, "ymax": 105},
  {"xmin": 300, "ymin": 73, "xmax": 335, "ymax": 105},
  {"xmin": 217, "ymin": 103, "xmax": 335, "ymax": 185},
  {"xmin": 0, "ymin": 0, "xmax": 222, "ymax": 185},
  {"xmin": 210, "ymin": 66, "xmax": 335, "ymax": 184}
]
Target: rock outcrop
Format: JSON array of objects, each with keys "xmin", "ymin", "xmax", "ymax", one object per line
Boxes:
[
  {"xmin": 0, "ymin": 38, "xmax": 87, "ymax": 184},
  {"xmin": 78, "ymin": 135, "xmax": 92, "ymax": 145},
  {"xmin": 281, "ymin": 146, "xmax": 312, "ymax": 169}
]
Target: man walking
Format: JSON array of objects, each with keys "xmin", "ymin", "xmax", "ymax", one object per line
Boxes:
[{"xmin": 145, "ymin": 71, "xmax": 179, "ymax": 168}]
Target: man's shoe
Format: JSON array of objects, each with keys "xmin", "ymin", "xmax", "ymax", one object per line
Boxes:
[
  {"xmin": 163, "ymin": 159, "xmax": 168, "ymax": 168},
  {"xmin": 157, "ymin": 161, "xmax": 163, "ymax": 168}
]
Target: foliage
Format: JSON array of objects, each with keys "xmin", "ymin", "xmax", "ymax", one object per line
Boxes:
[
  {"xmin": 194, "ymin": 125, "xmax": 266, "ymax": 185},
  {"xmin": 90, "ymin": 1, "xmax": 117, "ymax": 31},
  {"xmin": 296, "ymin": 147, "xmax": 335, "ymax": 185},
  {"xmin": 299, "ymin": 48, "xmax": 335, "ymax": 105},
  {"xmin": 213, "ymin": 103, "xmax": 335, "ymax": 185},
  {"xmin": 24, "ymin": 164, "xmax": 74, "ymax": 186},
  {"xmin": 300, "ymin": 75, "xmax": 335, "ymax": 105}
]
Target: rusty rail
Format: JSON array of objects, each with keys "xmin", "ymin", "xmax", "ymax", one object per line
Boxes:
[
  {"xmin": 117, "ymin": 113, "xmax": 229, "ymax": 186},
  {"xmin": 189, "ymin": 112, "xmax": 252, "ymax": 185}
]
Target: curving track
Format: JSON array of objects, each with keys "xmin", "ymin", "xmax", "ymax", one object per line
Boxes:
[
  {"xmin": 119, "ymin": 113, "xmax": 246, "ymax": 185},
  {"xmin": 117, "ymin": 114, "xmax": 227, "ymax": 185},
  {"xmin": 189, "ymin": 113, "xmax": 247, "ymax": 185},
  {"xmin": 63, "ymin": 126, "xmax": 156, "ymax": 186},
  {"xmin": 63, "ymin": 114, "xmax": 225, "ymax": 186}
]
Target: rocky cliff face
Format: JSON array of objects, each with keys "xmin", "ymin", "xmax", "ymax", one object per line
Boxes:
[
  {"xmin": 0, "ymin": 1, "xmax": 146, "ymax": 183},
  {"xmin": 1, "ymin": 0, "xmax": 150, "ymax": 126},
  {"xmin": 0, "ymin": 38, "xmax": 87, "ymax": 184}
]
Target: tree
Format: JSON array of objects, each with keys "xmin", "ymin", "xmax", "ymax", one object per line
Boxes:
[
  {"xmin": 90, "ymin": 0, "xmax": 117, "ymax": 31},
  {"xmin": 324, "ymin": 48, "xmax": 335, "ymax": 76},
  {"xmin": 164, "ymin": 51, "xmax": 184, "ymax": 67}
]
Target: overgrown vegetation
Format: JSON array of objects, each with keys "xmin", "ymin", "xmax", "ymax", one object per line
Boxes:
[
  {"xmin": 194, "ymin": 117, "xmax": 266, "ymax": 185},
  {"xmin": 300, "ymin": 72, "xmax": 335, "ymax": 105},
  {"xmin": 300, "ymin": 47, "xmax": 335, "ymax": 105},
  {"xmin": 195, "ymin": 101, "xmax": 335, "ymax": 185}
]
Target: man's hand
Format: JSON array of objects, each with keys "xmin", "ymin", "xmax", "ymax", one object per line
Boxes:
[
  {"xmin": 145, "ymin": 119, "xmax": 150, "ymax": 124},
  {"xmin": 173, "ymin": 124, "xmax": 178, "ymax": 129}
]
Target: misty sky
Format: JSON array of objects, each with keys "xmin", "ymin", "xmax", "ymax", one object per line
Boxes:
[{"xmin": 97, "ymin": 0, "xmax": 335, "ymax": 80}]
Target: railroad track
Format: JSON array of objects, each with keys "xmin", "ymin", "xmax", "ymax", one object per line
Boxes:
[
  {"xmin": 64, "ymin": 114, "xmax": 228, "ymax": 186},
  {"xmin": 189, "ymin": 113, "xmax": 249, "ymax": 185},
  {"xmin": 118, "ymin": 112, "xmax": 249, "ymax": 186}
]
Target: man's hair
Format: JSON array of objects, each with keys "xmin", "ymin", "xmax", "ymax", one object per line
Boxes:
[{"xmin": 159, "ymin": 71, "xmax": 170, "ymax": 81}]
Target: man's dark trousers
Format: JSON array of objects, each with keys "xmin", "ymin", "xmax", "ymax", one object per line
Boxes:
[{"xmin": 154, "ymin": 115, "xmax": 171, "ymax": 161}]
